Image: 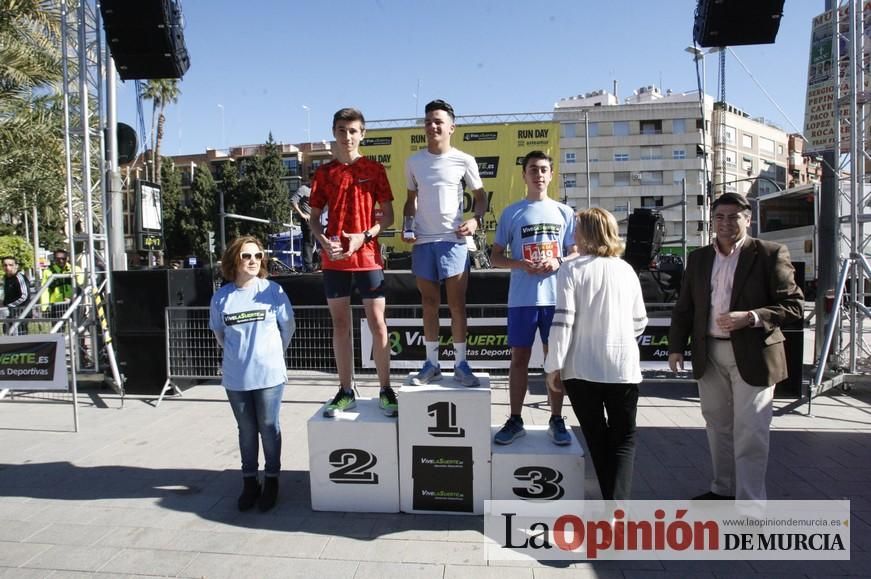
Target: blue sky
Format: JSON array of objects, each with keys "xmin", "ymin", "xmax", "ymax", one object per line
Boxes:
[{"xmin": 116, "ymin": 0, "xmax": 826, "ymax": 156}]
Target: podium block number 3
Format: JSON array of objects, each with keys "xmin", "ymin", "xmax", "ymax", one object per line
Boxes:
[
  {"xmin": 512, "ymin": 466, "xmax": 565, "ymax": 500},
  {"xmin": 426, "ymin": 401, "xmax": 466, "ymax": 438},
  {"xmin": 328, "ymin": 449, "xmax": 379, "ymax": 484}
]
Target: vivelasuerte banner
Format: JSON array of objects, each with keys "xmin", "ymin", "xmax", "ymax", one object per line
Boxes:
[{"xmin": 0, "ymin": 334, "xmax": 67, "ymax": 390}]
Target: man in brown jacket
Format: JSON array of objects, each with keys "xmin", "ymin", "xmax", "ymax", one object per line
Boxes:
[{"xmin": 668, "ymin": 192, "xmax": 803, "ymax": 501}]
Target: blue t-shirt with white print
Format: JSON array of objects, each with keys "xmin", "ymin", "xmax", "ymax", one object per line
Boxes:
[
  {"xmin": 494, "ymin": 197, "xmax": 576, "ymax": 307},
  {"xmin": 209, "ymin": 277, "xmax": 295, "ymax": 391}
]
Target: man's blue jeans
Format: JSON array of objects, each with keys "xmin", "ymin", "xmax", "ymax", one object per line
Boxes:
[{"xmin": 225, "ymin": 383, "xmax": 284, "ymax": 477}]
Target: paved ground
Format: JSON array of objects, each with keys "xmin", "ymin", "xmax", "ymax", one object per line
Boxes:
[{"xmin": 1, "ymin": 375, "xmax": 869, "ymax": 578}]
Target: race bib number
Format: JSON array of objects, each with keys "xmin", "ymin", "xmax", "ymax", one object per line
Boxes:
[{"xmin": 522, "ymin": 240, "xmax": 559, "ymax": 262}]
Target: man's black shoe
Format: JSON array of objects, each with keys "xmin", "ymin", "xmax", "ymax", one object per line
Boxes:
[{"xmin": 692, "ymin": 491, "xmax": 735, "ymax": 501}]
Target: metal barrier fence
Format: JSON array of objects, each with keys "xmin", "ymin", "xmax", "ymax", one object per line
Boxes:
[{"xmin": 163, "ymin": 304, "xmax": 512, "ymax": 378}]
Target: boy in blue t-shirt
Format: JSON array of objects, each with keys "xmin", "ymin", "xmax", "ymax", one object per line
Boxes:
[{"xmin": 490, "ymin": 150, "xmax": 577, "ymax": 446}]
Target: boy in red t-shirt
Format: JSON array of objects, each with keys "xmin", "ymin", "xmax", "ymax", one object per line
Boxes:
[{"xmin": 310, "ymin": 108, "xmax": 397, "ymax": 417}]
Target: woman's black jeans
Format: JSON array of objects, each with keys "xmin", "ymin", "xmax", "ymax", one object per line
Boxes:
[{"xmin": 564, "ymin": 379, "xmax": 639, "ymax": 500}]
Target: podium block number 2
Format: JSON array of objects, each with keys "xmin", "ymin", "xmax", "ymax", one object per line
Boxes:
[
  {"xmin": 426, "ymin": 401, "xmax": 465, "ymax": 438},
  {"xmin": 328, "ymin": 449, "xmax": 379, "ymax": 484},
  {"xmin": 512, "ymin": 466, "xmax": 565, "ymax": 500}
]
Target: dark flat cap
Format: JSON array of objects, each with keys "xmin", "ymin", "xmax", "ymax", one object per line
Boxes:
[{"xmin": 712, "ymin": 192, "xmax": 751, "ymax": 211}]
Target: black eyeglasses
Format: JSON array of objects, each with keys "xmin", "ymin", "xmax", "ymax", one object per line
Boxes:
[{"xmin": 240, "ymin": 252, "xmax": 264, "ymax": 261}]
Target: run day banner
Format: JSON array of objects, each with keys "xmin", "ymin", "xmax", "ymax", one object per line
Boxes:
[
  {"xmin": 0, "ymin": 334, "xmax": 68, "ymax": 390},
  {"xmin": 360, "ymin": 317, "xmax": 544, "ymax": 370},
  {"xmin": 360, "ymin": 121, "xmax": 560, "ymax": 254}
]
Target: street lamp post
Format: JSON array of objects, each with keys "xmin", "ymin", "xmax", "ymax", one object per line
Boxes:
[
  {"xmin": 217, "ymin": 104, "xmax": 225, "ymax": 149},
  {"xmin": 302, "ymin": 105, "xmax": 311, "ymax": 144}
]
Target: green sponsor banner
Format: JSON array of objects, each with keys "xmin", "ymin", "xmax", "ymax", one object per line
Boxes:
[{"xmin": 0, "ymin": 334, "xmax": 67, "ymax": 390}]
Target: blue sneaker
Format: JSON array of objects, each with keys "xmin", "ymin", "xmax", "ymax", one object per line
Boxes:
[
  {"xmin": 494, "ymin": 416, "xmax": 525, "ymax": 445},
  {"xmin": 548, "ymin": 415, "xmax": 572, "ymax": 446},
  {"xmin": 411, "ymin": 360, "xmax": 442, "ymax": 385},
  {"xmin": 453, "ymin": 360, "xmax": 480, "ymax": 387}
]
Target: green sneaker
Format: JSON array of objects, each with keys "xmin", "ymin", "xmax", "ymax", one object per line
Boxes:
[
  {"xmin": 379, "ymin": 386, "xmax": 398, "ymax": 417},
  {"xmin": 323, "ymin": 387, "xmax": 356, "ymax": 417}
]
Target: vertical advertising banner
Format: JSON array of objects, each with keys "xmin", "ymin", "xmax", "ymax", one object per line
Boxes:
[
  {"xmin": 361, "ymin": 121, "xmax": 560, "ymax": 253},
  {"xmin": 804, "ymin": 4, "xmax": 871, "ymax": 152}
]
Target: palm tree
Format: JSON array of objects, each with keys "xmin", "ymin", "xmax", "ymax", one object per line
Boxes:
[
  {"xmin": 0, "ymin": 0, "xmax": 64, "ymax": 242},
  {"xmin": 140, "ymin": 79, "xmax": 181, "ymax": 181}
]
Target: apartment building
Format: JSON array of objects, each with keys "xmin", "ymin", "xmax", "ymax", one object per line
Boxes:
[{"xmin": 554, "ymin": 86, "xmax": 790, "ymax": 250}]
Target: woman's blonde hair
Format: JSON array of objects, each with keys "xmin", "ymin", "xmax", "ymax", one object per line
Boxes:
[
  {"xmin": 221, "ymin": 236, "xmax": 268, "ymax": 281},
  {"xmin": 574, "ymin": 207, "xmax": 624, "ymax": 257}
]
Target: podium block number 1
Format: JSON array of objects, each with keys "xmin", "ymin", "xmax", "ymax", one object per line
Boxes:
[
  {"xmin": 512, "ymin": 466, "xmax": 565, "ymax": 500},
  {"xmin": 426, "ymin": 401, "xmax": 465, "ymax": 438},
  {"xmin": 328, "ymin": 448, "xmax": 379, "ymax": 484}
]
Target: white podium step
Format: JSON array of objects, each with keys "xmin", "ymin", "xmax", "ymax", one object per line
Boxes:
[
  {"xmin": 398, "ymin": 375, "xmax": 492, "ymax": 515},
  {"xmin": 307, "ymin": 397, "xmax": 399, "ymax": 512},
  {"xmin": 490, "ymin": 425, "xmax": 585, "ymax": 501}
]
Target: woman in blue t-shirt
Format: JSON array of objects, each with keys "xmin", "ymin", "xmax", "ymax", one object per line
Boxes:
[{"xmin": 210, "ymin": 236, "xmax": 295, "ymax": 512}]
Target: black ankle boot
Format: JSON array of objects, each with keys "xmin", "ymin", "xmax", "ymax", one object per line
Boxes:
[
  {"xmin": 237, "ymin": 477, "xmax": 260, "ymax": 511},
  {"xmin": 258, "ymin": 476, "xmax": 279, "ymax": 512}
]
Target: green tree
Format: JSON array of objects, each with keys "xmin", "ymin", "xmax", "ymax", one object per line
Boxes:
[
  {"xmin": 0, "ymin": 235, "xmax": 34, "ymax": 270},
  {"xmin": 0, "ymin": 0, "xmax": 66, "ymax": 247},
  {"xmin": 140, "ymin": 79, "xmax": 181, "ymax": 181},
  {"xmin": 238, "ymin": 133, "xmax": 289, "ymax": 243},
  {"xmin": 159, "ymin": 158, "xmax": 185, "ymax": 258},
  {"xmin": 216, "ymin": 160, "xmax": 242, "ymax": 243},
  {"xmin": 182, "ymin": 163, "xmax": 217, "ymax": 260}
]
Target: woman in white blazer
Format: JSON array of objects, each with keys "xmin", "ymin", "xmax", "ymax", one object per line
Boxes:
[{"xmin": 544, "ymin": 207, "xmax": 648, "ymax": 500}]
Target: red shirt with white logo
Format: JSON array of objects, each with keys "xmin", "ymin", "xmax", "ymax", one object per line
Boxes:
[{"xmin": 310, "ymin": 157, "xmax": 393, "ymax": 271}]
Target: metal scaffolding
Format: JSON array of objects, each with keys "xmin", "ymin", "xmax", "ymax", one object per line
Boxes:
[
  {"xmin": 59, "ymin": 0, "xmax": 123, "ymax": 394},
  {"xmin": 811, "ymin": 0, "xmax": 871, "ymax": 409}
]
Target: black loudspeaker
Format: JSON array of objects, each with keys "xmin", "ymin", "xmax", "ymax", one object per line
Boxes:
[
  {"xmin": 693, "ymin": 0, "xmax": 785, "ymax": 47},
  {"xmin": 115, "ymin": 334, "xmax": 166, "ymax": 394},
  {"xmin": 624, "ymin": 209, "xmax": 665, "ymax": 270},
  {"xmin": 100, "ymin": 0, "xmax": 190, "ymax": 80},
  {"xmin": 112, "ymin": 269, "xmax": 213, "ymax": 335},
  {"xmin": 775, "ymin": 261, "xmax": 806, "ymax": 398},
  {"xmin": 116, "ymin": 122, "xmax": 137, "ymax": 164}
]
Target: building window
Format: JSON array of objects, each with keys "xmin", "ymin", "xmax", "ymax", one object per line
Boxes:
[
  {"xmin": 640, "ymin": 120, "xmax": 662, "ymax": 135},
  {"xmin": 614, "ymin": 152, "xmax": 630, "ymax": 162},
  {"xmin": 613, "ymin": 121, "xmax": 630, "ymax": 136},
  {"xmin": 562, "ymin": 123, "xmax": 576, "ymax": 138},
  {"xmin": 742, "ymin": 134, "xmax": 753, "ymax": 149},
  {"xmin": 725, "ymin": 149, "xmax": 737, "ymax": 167},
  {"xmin": 565, "ymin": 151, "xmax": 576, "ymax": 163},
  {"xmin": 698, "ymin": 221, "xmax": 705, "ymax": 232},
  {"xmin": 641, "ymin": 195, "xmax": 664, "ymax": 208},
  {"xmin": 640, "ymin": 171, "xmax": 663, "ymax": 185},
  {"xmin": 590, "ymin": 173, "xmax": 599, "ymax": 188},
  {"xmin": 673, "ymin": 169, "xmax": 686, "ymax": 185},
  {"xmin": 614, "ymin": 171, "xmax": 631, "ymax": 186},
  {"xmin": 724, "ymin": 125, "xmax": 736, "ymax": 144},
  {"xmin": 641, "ymin": 146, "xmax": 662, "ymax": 160},
  {"xmin": 673, "ymin": 149, "xmax": 686, "ymax": 160},
  {"xmin": 282, "ymin": 158, "xmax": 299, "ymax": 176},
  {"xmin": 588, "ymin": 122, "xmax": 599, "ymax": 137},
  {"xmin": 760, "ymin": 137, "xmax": 775, "ymax": 155},
  {"xmin": 777, "ymin": 144, "xmax": 784, "ymax": 155},
  {"xmin": 563, "ymin": 173, "xmax": 577, "ymax": 188},
  {"xmin": 672, "ymin": 118, "xmax": 686, "ymax": 134},
  {"xmin": 742, "ymin": 157, "xmax": 753, "ymax": 175}
]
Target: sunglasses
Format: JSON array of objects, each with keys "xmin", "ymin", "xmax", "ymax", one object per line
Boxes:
[{"xmin": 240, "ymin": 252, "xmax": 264, "ymax": 261}]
